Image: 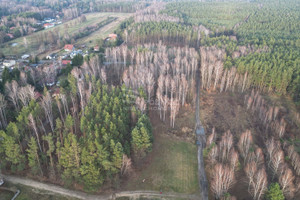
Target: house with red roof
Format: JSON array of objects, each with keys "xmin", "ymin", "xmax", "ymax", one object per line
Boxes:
[
  {"xmin": 6, "ymin": 33, "xmax": 14, "ymax": 39},
  {"xmin": 43, "ymin": 23, "xmax": 54, "ymax": 29},
  {"xmin": 62, "ymin": 60, "xmax": 72, "ymax": 66},
  {"xmin": 109, "ymin": 33, "xmax": 118, "ymax": 40},
  {"xmin": 64, "ymin": 44, "xmax": 74, "ymax": 52}
]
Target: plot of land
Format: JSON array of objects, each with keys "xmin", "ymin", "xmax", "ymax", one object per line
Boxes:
[
  {"xmin": 123, "ymin": 106, "xmax": 199, "ymax": 195},
  {"xmin": 76, "ymin": 13, "xmax": 132, "ymax": 47},
  {"xmin": 0, "ymin": 12, "xmax": 131, "ymax": 57}
]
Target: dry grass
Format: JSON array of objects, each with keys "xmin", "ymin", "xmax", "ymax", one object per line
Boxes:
[{"xmin": 122, "ymin": 107, "xmax": 199, "ymax": 194}]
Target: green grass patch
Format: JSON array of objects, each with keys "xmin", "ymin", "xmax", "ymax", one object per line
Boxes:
[{"xmin": 124, "ymin": 135, "xmax": 199, "ymax": 194}]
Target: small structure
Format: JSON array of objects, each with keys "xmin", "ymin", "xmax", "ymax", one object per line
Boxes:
[
  {"xmin": 46, "ymin": 53, "xmax": 57, "ymax": 60},
  {"xmin": 108, "ymin": 33, "xmax": 118, "ymax": 41},
  {"xmin": 44, "ymin": 18, "xmax": 55, "ymax": 23},
  {"xmin": 62, "ymin": 60, "xmax": 72, "ymax": 66},
  {"xmin": 21, "ymin": 54, "xmax": 30, "ymax": 60},
  {"xmin": 64, "ymin": 44, "xmax": 74, "ymax": 52},
  {"xmin": 3, "ymin": 60, "xmax": 16, "ymax": 68},
  {"xmin": 6, "ymin": 33, "xmax": 14, "ymax": 39},
  {"xmin": 43, "ymin": 23, "xmax": 55, "ymax": 29},
  {"xmin": 94, "ymin": 45, "xmax": 100, "ymax": 52}
]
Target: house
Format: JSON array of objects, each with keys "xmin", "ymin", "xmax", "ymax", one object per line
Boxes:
[
  {"xmin": 94, "ymin": 45, "xmax": 100, "ymax": 52},
  {"xmin": 21, "ymin": 54, "xmax": 30, "ymax": 60},
  {"xmin": 44, "ymin": 23, "xmax": 55, "ymax": 29},
  {"xmin": 70, "ymin": 50, "xmax": 83, "ymax": 58},
  {"xmin": 108, "ymin": 33, "xmax": 118, "ymax": 41},
  {"xmin": 46, "ymin": 53, "xmax": 57, "ymax": 60},
  {"xmin": 64, "ymin": 44, "xmax": 74, "ymax": 52},
  {"xmin": 3, "ymin": 60, "xmax": 16, "ymax": 68},
  {"xmin": 44, "ymin": 18, "xmax": 55, "ymax": 23},
  {"xmin": 6, "ymin": 33, "xmax": 14, "ymax": 39},
  {"xmin": 62, "ymin": 60, "xmax": 72, "ymax": 66}
]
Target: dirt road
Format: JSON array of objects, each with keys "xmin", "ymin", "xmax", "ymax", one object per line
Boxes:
[
  {"xmin": 1, "ymin": 174, "xmax": 199, "ymax": 200},
  {"xmin": 195, "ymin": 68, "xmax": 209, "ymax": 200}
]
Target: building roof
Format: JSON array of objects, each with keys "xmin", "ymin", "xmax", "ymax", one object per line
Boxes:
[
  {"xmin": 43, "ymin": 23, "xmax": 52, "ymax": 27},
  {"xmin": 6, "ymin": 33, "xmax": 14, "ymax": 39},
  {"xmin": 109, "ymin": 33, "xmax": 117, "ymax": 38},
  {"xmin": 64, "ymin": 44, "xmax": 74, "ymax": 51},
  {"xmin": 62, "ymin": 60, "xmax": 71, "ymax": 65}
]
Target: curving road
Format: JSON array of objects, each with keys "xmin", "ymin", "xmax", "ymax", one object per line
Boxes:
[
  {"xmin": 1, "ymin": 174, "xmax": 199, "ymax": 200},
  {"xmin": 195, "ymin": 68, "xmax": 208, "ymax": 200}
]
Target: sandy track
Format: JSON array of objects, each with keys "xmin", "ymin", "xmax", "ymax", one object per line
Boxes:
[{"xmin": 1, "ymin": 174, "xmax": 199, "ymax": 200}]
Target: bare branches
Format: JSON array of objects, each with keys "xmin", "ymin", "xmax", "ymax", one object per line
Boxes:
[
  {"xmin": 210, "ymin": 163, "xmax": 235, "ymax": 199},
  {"xmin": 41, "ymin": 91, "xmax": 54, "ymax": 133},
  {"xmin": 238, "ymin": 130, "xmax": 253, "ymax": 161},
  {"xmin": 5, "ymin": 80, "xmax": 20, "ymax": 111}
]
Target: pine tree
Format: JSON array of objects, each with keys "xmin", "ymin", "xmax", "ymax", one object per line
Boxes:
[
  {"xmin": 26, "ymin": 137, "xmax": 43, "ymax": 175},
  {"xmin": 0, "ymin": 130, "xmax": 25, "ymax": 171}
]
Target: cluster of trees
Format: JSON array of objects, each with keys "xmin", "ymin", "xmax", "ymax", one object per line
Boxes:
[
  {"xmin": 241, "ymin": 91, "xmax": 300, "ymax": 199},
  {"xmin": 205, "ymin": 125, "xmax": 299, "ymax": 200},
  {"xmin": 200, "ymin": 46, "xmax": 251, "ymax": 93},
  {"xmin": 244, "ymin": 90, "xmax": 286, "ymax": 138},
  {"xmin": 0, "ymin": 52, "xmax": 153, "ymax": 191},
  {"xmin": 105, "ymin": 42, "xmax": 198, "ymax": 127},
  {"xmin": 162, "ymin": 1, "xmax": 256, "ymax": 32},
  {"xmin": 134, "ymin": 2, "xmax": 180, "ymax": 23},
  {"xmin": 206, "ymin": 130, "xmax": 238, "ymax": 199},
  {"xmin": 238, "ymin": 130, "xmax": 268, "ymax": 200},
  {"xmin": 95, "ymin": 1, "xmax": 146, "ymax": 13}
]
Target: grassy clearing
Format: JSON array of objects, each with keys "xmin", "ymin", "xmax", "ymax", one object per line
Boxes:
[
  {"xmin": 1, "ymin": 12, "xmax": 130, "ymax": 56},
  {"xmin": 1, "ymin": 182, "xmax": 79, "ymax": 200},
  {"xmin": 124, "ymin": 134, "xmax": 198, "ymax": 194},
  {"xmin": 124, "ymin": 107, "xmax": 198, "ymax": 194},
  {"xmin": 76, "ymin": 13, "xmax": 132, "ymax": 47}
]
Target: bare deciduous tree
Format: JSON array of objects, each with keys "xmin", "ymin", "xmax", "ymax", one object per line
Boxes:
[
  {"xmin": 211, "ymin": 163, "xmax": 235, "ymax": 199},
  {"xmin": 5, "ymin": 80, "xmax": 20, "ymax": 111},
  {"xmin": 41, "ymin": 91, "xmax": 54, "ymax": 133}
]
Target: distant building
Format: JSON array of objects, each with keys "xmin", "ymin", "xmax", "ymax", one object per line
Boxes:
[
  {"xmin": 3, "ymin": 60, "xmax": 16, "ymax": 68},
  {"xmin": 44, "ymin": 23, "xmax": 55, "ymax": 29},
  {"xmin": 6, "ymin": 33, "xmax": 14, "ymax": 39},
  {"xmin": 94, "ymin": 45, "xmax": 100, "ymax": 52},
  {"xmin": 64, "ymin": 44, "xmax": 74, "ymax": 52},
  {"xmin": 109, "ymin": 34, "xmax": 118, "ymax": 40},
  {"xmin": 46, "ymin": 53, "xmax": 57, "ymax": 60},
  {"xmin": 21, "ymin": 54, "xmax": 30, "ymax": 60},
  {"xmin": 44, "ymin": 18, "xmax": 55, "ymax": 23},
  {"xmin": 62, "ymin": 60, "xmax": 72, "ymax": 66}
]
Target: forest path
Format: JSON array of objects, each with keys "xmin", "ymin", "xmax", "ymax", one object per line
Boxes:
[
  {"xmin": 1, "ymin": 174, "xmax": 199, "ymax": 200},
  {"xmin": 195, "ymin": 64, "xmax": 208, "ymax": 199}
]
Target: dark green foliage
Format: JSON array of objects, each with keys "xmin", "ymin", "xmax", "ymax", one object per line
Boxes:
[
  {"xmin": 131, "ymin": 114, "xmax": 153, "ymax": 158},
  {"xmin": 26, "ymin": 137, "xmax": 42, "ymax": 175},
  {"xmin": 71, "ymin": 54, "xmax": 83, "ymax": 67},
  {"xmin": 265, "ymin": 183, "xmax": 285, "ymax": 200}
]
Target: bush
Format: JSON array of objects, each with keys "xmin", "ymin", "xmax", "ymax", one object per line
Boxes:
[{"xmin": 265, "ymin": 183, "xmax": 285, "ymax": 200}]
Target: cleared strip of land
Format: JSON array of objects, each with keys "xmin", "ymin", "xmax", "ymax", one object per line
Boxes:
[{"xmin": 0, "ymin": 12, "xmax": 131, "ymax": 57}]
